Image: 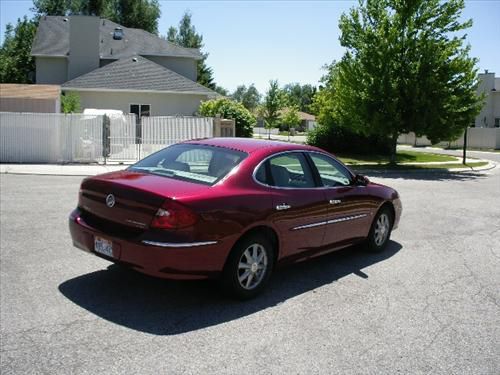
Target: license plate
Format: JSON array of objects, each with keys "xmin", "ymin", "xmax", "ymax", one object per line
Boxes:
[{"xmin": 94, "ymin": 236, "xmax": 113, "ymax": 257}]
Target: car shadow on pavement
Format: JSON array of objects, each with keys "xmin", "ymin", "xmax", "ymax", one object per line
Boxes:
[{"xmin": 58, "ymin": 241, "xmax": 402, "ymax": 336}]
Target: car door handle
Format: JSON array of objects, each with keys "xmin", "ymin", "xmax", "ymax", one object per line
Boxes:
[
  {"xmin": 276, "ymin": 204, "xmax": 291, "ymax": 211},
  {"xmin": 329, "ymin": 199, "xmax": 342, "ymax": 205}
]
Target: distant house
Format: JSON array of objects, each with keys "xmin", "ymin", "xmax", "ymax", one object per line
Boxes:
[
  {"xmin": 278, "ymin": 108, "xmax": 317, "ymax": 131},
  {"xmin": 0, "ymin": 84, "xmax": 61, "ymax": 113},
  {"xmin": 31, "ymin": 16, "xmax": 217, "ymax": 117},
  {"xmin": 475, "ymin": 70, "xmax": 500, "ymax": 128}
]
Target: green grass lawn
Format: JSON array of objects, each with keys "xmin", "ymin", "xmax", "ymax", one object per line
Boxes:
[{"xmin": 337, "ymin": 150, "xmax": 457, "ymax": 165}]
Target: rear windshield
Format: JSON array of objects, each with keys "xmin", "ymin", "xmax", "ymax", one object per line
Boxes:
[{"xmin": 128, "ymin": 144, "xmax": 247, "ymax": 185}]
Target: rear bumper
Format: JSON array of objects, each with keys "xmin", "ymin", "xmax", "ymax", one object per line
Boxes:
[{"xmin": 68, "ymin": 209, "xmax": 231, "ymax": 280}]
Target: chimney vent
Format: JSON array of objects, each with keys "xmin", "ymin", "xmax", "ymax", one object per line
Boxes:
[{"xmin": 113, "ymin": 27, "xmax": 124, "ymax": 40}]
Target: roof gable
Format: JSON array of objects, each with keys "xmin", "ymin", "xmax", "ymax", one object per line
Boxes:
[
  {"xmin": 31, "ymin": 16, "xmax": 202, "ymax": 60},
  {"xmin": 61, "ymin": 56, "xmax": 216, "ymax": 95}
]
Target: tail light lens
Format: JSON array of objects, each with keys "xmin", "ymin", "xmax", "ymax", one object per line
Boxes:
[{"xmin": 150, "ymin": 200, "xmax": 198, "ymax": 229}]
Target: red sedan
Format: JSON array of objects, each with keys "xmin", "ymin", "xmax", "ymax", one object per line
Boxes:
[{"xmin": 69, "ymin": 138, "xmax": 402, "ymax": 298}]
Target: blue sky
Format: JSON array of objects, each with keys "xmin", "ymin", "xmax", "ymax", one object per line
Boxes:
[{"xmin": 1, "ymin": 0, "xmax": 499, "ymax": 93}]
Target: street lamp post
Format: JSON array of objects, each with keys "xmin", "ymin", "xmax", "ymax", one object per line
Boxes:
[{"xmin": 462, "ymin": 126, "xmax": 468, "ymax": 165}]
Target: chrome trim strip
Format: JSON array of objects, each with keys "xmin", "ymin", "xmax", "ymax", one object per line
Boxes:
[
  {"xmin": 125, "ymin": 219, "xmax": 147, "ymax": 228},
  {"xmin": 327, "ymin": 214, "xmax": 367, "ymax": 224},
  {"xmin": 142, "ymin": 240, "xmax": 218, "ymax": 248},
  {"xmin": 292, "ymin": 214, "xmax": 368, "ymax": 231},
  {"xmin": 251, "ymin": 150, "xmax": 355, "ymax": 190},
  {"xmin": 292, "ymin": 221, "xmax": 329, "ymax": 230}
]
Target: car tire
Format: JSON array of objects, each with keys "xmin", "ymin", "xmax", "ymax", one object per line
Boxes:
[
  {"xmin": 366, "ymin": 207, "xmax": 393, "ymax": 253},
  {"xmin": 222, "ymin": 234, "xmax": 275, "ymax": 300}
]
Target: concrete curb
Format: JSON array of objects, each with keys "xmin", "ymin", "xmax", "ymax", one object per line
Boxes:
[{"xmin": 351, "ymin": 161, "xmax": 497, "ymax": 175}]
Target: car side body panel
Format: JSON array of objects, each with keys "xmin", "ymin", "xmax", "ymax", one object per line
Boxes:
[{"xmin": 69, "ymin": 139, "xmax": 402, "ymax": 280}]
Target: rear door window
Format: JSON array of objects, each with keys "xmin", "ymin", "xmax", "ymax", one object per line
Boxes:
[{"xmin": 256, "ymin": 152, "xmax": 315, "ymax": 188}]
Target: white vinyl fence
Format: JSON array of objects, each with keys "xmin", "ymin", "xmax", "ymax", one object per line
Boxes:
[
  {"xmin": 253, "ymin": 127, "xmax": 279, "ymax": 136},
  {"xmin": 398, "ymin": 128, "xmax": 500, "ymax": 149},
  {"xmin": 141, "ymin": 116, "xmax": 213, "ymax": 157},
  {"xmin": 0, "ymin": 112, "xmax": 226, "ymax": 164},
  {"xmin": 0, "ymin": 112, "xmax": 103, "ymax": 163}
]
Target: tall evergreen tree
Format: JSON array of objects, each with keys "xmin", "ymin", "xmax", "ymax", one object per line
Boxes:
[
  {"xmin": 0, "ymin": 17, "xmax": 37, "ymax": 83},
  {"xmin": 113, "ymin": 0, "xmax": 160, "ymax": 34},
  {"xmin": 31, "ymin": 0, "xmax": 161, "ymax": 33},
  {"xmin": 167, "ymin": 11, "xmax": 216, "ymax": 90},
  {"xmin": 31, "ymin": 0, "xmax": 71, "ymax": 16}
]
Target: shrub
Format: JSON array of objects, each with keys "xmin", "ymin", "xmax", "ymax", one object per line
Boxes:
[
  {"xmin": 307, "ymin": 124, "xmax": 391, "ymax": 155},
  {"xmin": 61, "ymin": 92, "xmax": 81, "ymax": 113},
  {"xmin": 199, "ymin": 98, "xmax": 255, "ymax": 137}
]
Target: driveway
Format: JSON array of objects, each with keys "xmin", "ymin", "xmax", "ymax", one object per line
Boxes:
[{"xmin": 1, "ymin": 169, "xmax": 499, "ymax": 374}]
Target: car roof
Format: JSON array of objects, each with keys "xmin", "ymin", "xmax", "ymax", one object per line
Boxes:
[{"xmin": 186, "ymin": 137, "xmax": 319, "ymax": 154}]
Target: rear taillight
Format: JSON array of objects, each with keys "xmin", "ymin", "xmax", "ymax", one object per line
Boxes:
[{"xmin": 150, "ymin": 200, "xmax": 198, "ymax": 229}]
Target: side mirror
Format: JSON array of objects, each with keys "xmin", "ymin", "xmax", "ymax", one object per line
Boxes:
[{"xmin": 354, "ymin": 174, "xmax": 369, "ymax": 186}]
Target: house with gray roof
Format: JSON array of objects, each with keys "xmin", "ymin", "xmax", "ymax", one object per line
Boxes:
[{"xmin": 31, "ymin": 15, "xmax": 217, "ymax": 117}]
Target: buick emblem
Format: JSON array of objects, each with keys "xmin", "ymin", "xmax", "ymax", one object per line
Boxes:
[{"xmin": 105, "ymin": 194, "xmax": 116, "ymax": 208}]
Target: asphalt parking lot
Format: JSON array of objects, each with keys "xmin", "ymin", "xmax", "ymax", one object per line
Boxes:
[{"xmin": 1, "ymin": 168, "xmax": 499, "ymax": 374}]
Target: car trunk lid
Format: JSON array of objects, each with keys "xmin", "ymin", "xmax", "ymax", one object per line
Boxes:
[{"xmin": 78, "ymin": 170, "xmax": 210, "ymax": 233}]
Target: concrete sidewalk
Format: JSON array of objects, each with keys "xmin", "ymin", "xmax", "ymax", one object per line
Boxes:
[{"xmin": 0, "ymin": 163, "xmax": 127, "ymax": 176}]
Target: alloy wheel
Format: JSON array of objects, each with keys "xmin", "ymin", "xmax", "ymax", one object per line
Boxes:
[
  {"xmin": 237, "ymin": 243, "xmax": 268, "ymax": 290},
  {"xmin": 374, "ymin": 213, "xmax": 390, "ymax": 246}
]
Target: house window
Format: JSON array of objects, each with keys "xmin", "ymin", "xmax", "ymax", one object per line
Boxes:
[
  {"xmin": 130, "ymin": 104, "xmax": 150, "ymax": 119},
  {"xmin": 495, "ymin": 118, "xmax": 500, "ymax": 128}
]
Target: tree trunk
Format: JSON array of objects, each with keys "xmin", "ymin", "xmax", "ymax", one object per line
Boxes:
[{"xmin": 389, "ymin": 134, "xmax": 398, "ymax": 165}]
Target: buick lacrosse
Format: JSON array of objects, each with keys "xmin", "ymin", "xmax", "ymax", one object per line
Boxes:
[{"xmin": 69, "ymin": 138, "xmax": 402, "ymax": 298}]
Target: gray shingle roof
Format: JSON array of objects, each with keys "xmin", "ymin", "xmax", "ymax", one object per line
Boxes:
[
  {"xmin": 61, "ymin": 56, "xmax": 216, "ymax": 95},
  {"xmin": 31, "ymin": 16, "xmax": 202, "ymax": 60}
]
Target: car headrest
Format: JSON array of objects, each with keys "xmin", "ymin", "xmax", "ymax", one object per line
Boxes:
[{"xmin": 270, "ymin": 165, "xmax": 290, "ymax": 187}]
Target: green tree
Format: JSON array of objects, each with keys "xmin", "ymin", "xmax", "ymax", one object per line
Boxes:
[
  {"xmin": 113, "ymin": 0, "xmax": 160, "ymax": 33},
  {"xmin": 309, "ymin": 63, "xmax": 392, "ymax": 155},
  {"xmin": 32, "ymin": 0, "xmax": 161, "ymax": 34},
  {"xmin": 31, "ymin": 0, "xmax": 71, "ymax": 16},
  {"xmin": 0, "ymin": 17, "xmax": 37, "ymax": 83},
  {"xmin": 61, "ymin": 91, "xmax": 81, "ymax": 113},
  {"xmin": 262, "ymin": 80, "xmax": 285, "ymax": 128},
  {"xmin": 167, "ymin": 11, "xmax": 216, "ymax": 90},
  {"xmin": 214, "ymin": 85, "xmax": 229, "ymax": 96},
  {"xmin": 282, "ymin": 105, "xmax": 301, "ymax": 138},
  {"xmin": 199, "ymin": 98, "xmax": 255, "ymax": 137},
  {"xmin": 331, "ymin": 0, "xmax": 481, "ymax": 163},
  {"xmin": 283, "ymin": 83, "xmax": 317, "ymax": 113},
  {"xmin": 231, "ymin": 84, "xmax": 261, "ymax": 111}
]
